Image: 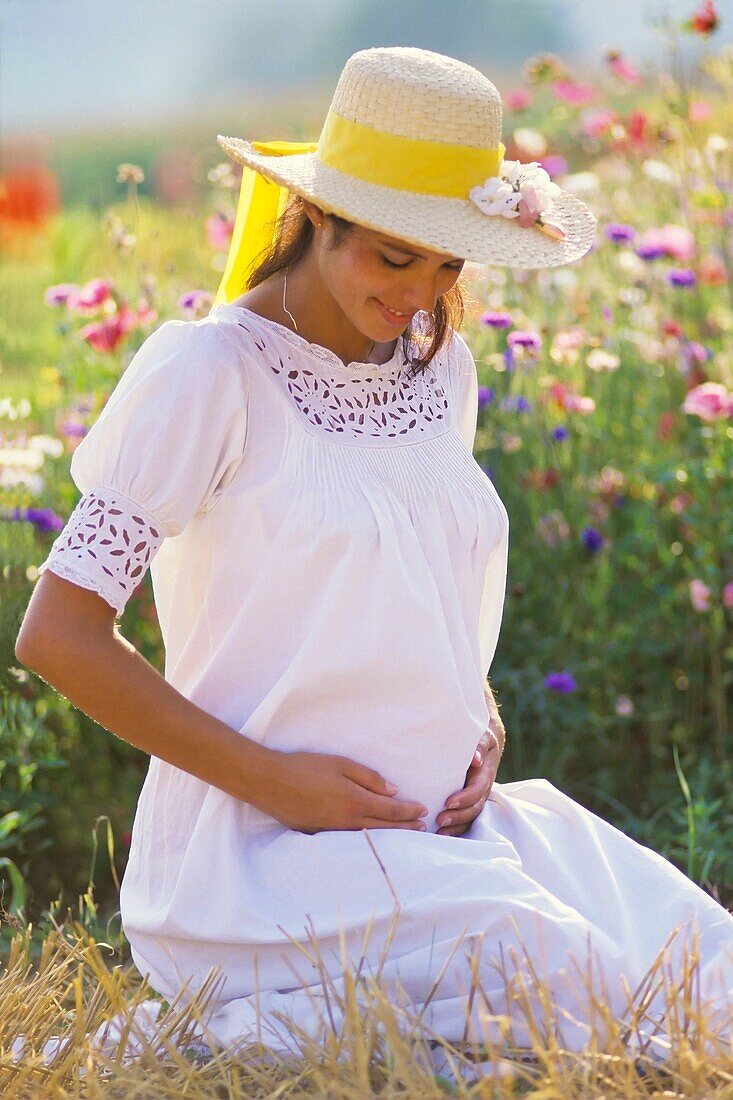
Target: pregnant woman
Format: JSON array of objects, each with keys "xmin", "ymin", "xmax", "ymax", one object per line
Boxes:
[{"xmin": 17, "ymin": 46, "xmax": 732, "ymax": 1076}]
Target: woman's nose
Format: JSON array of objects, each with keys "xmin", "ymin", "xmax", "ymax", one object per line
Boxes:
[{"xmin": 403, "ymin": 279, "xmax": 442, "ymax": 314}]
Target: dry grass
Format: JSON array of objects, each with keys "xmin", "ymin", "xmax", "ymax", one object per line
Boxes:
[{"xmin": 1, "ymin": 889, "xmax": 732, "ymax": 1100}]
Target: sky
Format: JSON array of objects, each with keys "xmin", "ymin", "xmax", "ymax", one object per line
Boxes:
[{"xmin": 2, "ymin": 0, "xmax": 731, "ymax": 137}]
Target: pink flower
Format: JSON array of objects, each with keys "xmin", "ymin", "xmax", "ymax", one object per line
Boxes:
[
  {"xmin": 688, "ymin": 99, "xmax": 712, "ymax": 122},
  {"xmin": 508, "ymin": 330, "xmax": 542, "ymax": 351},
  {"xmin": 682, "ymin": 382, "xmax": 732, "ymax": 422},
  {"xmin": 669, "ymin": 492, "xmax": 692, "ymax": 515},
  {"xmin": 135, "ymin": 299, "xmax": 158, "ymax": 325},
  {"xmin": 639, "ymin": 224, "xmax": 696, "ymax": 262},
  {"xmin": 505, "ymin": 88, "xmax": 532, "ymax": 112},
  {"xmin": 207, "ymin": 211, "xmax": 235, "ymax": 250},
  {"xmin": 539, "ymin": 154, "xmax": 568, "ymax": 178},
  {"xmin": 553, "ymin": 328, "xmax": 588, "ymax": 350},
  {"xmin": 552, "ymin": 81, "xmax": 598, "ymax": 106},
  {"xmin": 722, "ymin": 582, "xmax": 733, "ymax": 609},
  {"xmin": 517, "ymin": 186, "xmax": 545, "ymax": 225},
  {"xmin": 79, "ymin": 307, "xmax": 137, "ymax": 354},
  {"xmin": 563, "ymin": 393, "xmax": 596, "ymax": 414},
  {"xmin": 581, "ymin": 110, "xmax": 618, "ymax": 138},
  {"xmin": 689, "ymin": 578, "xmax": 711, "ymax": 612},
  {"xmin": 614, "ymin": 694, "xmax": 635, "ymax": 716},
  {"xmin": 605, "ymin": 51, "xmax": 642, "ymax": 85},
  {"xmin": 70, "ymin": 278, "xmax": 114, "ymax": 311},
  {"xmin": 44, "ymin": 283, "xmax": 80, "ymax": 307}
]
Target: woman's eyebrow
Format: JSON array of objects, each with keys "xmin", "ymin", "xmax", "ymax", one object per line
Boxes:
[{"xmin": 378, "ymin": 237, "xmax": 462, "ymax": 263}]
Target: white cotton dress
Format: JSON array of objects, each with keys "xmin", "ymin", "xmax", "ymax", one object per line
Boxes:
[{"xmin": 38, "ymin": 303, "xmax": 733, "ymax": 1062}]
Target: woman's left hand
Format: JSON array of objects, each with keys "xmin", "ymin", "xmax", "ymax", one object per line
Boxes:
[{"xmin": 436, "ymin": 725, "xmax": 502, "ymax": 837}]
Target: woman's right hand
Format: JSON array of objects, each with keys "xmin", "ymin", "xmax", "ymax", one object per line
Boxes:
[{"xmin": 255, "ymin": 749, "xmax": 430, "ymax": 834}]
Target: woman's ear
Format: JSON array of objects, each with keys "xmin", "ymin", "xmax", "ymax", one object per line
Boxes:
[{"xmin": 301, "ymin": 199, "xmax": 324, "ymax": 227}]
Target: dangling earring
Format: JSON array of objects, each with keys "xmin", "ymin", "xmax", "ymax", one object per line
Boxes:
[{"xmin": 282, "ymin": 268, "xmax": 299, "ymax": 333}]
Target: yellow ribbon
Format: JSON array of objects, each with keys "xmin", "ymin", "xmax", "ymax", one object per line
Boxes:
[
  {"xmin": 318, "ymin": 110, "xmax": 505, "ymax": 198},
  {"xmin": 213, "ymin": 140, "xmax": 318, "ymax": 308},
  {"xmin": 213, "ymin": 117, "xmax": 506, "ymax": 307}
]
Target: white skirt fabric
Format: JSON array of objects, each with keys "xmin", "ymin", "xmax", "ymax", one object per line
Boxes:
[{"xmin": 124, "ymin": 775, "xmax": 733, "ymax": 1065}]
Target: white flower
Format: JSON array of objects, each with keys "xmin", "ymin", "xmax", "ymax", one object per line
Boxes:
[
  {"xmin": 561, "ymin": 171, "xmax": 600, "ymax": 196},
  {"xmin": 469, "ymin": 159, "xmax": 563, "ymax": 233},
  {"xmin": 469, "ymin": 179, "xmax": 520, "ymax": 218},
  {"xmin": 641, "ymin": 159, "xmax": 678, "ymax": 185},
  {"xmin": 586, "ymin": 348, "xmax": 620, "ymax": 372},
  {"xmin": 512, "ymin": 128, "xmax": 548, "ymax": 157}
]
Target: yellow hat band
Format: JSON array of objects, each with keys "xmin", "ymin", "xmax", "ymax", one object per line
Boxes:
[
  {"xmin": 317, "ymin": 109, "xmax": 506, "ymax": 198},
  {"xmin": 213, "ymin": 122, "xmax": 506, "ymax": 308}
]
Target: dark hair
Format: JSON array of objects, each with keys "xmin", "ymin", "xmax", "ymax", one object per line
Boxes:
[{"xmin": 241, "ymin": 193, "xmax": 466, "ymax": 379}]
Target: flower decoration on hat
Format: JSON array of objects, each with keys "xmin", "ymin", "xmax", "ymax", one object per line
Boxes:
[{"xmin": 469, "ymin": 160, "xmax": 566, "ymax": 240}]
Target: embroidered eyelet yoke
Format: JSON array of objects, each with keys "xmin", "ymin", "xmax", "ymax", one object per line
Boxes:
[{"xmin": 234, "ymin": 317, "xmax": 449, "ymax": 440}]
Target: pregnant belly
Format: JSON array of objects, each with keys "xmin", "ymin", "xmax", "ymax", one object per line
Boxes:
[{"xmin": 237, "ymin": 704, "xmax": 482, "ymax": 836}]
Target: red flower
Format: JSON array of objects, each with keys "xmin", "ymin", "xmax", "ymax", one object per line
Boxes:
[
  {"xmin": 548, "ymin": 381, "xmax": 568, "ymax": 408},
  {"xmin": 626, "ymin": 110, "xmax": 649, "ymax": 148},
  {"xmin": 656, "ymin": 410, "xmax": 677, "ymax": 442},
  {"xmin": 79, "ymin": 307, "xmax": 138, "ymax": 354},
  {"xmin": 685, "ymin": 0, "xmax": 718, "ymax": 35},
  {"xmin": 527, "ymin": 467, "xmax": 560, "ymax": 490},
  {"xmin": 698, "ymin": 254, "xmax": 727, "ymax": 286}
]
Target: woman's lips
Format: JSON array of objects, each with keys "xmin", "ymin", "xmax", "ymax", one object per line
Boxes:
[{"xmin": 375, "ymin": 298, "xmax": 413, "ymax": 325}]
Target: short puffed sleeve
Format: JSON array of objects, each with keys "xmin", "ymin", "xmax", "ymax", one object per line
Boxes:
[
  {"xmin": 451, "ymin": 331, "xmax": 479, "ymax": 452},
  {"xmin": 37, "ymin": 318, "xmax": 249, "ymax": 616}
]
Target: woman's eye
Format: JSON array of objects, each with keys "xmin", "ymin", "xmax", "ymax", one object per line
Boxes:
[{"xmin": 381, "ymin": 255, "xmax": 463, "ymax": 272}]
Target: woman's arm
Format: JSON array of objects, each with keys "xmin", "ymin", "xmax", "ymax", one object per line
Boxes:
[
  {"xmin": 15, "ymin": 572, "xmax": 429, "ymax": 835},
  {"xmin": 15, "ymin": 571, "xmax": 278, "ymax": 806}
]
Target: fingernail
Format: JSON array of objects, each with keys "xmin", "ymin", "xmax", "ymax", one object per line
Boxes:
[
  {"xmin": 447, "ymin": 798, "xmax": 460, "ymax": 810},
  {"xmin": 442, "ymin": 816, "xmax": 453, "ymax": 827},
  {"xmin": 386, "ymin": 783, "xmax": 399, "ymax": 794},
  {"xmin": 474, "ymin": 751, "xmax": 482, "ymax": 764}
]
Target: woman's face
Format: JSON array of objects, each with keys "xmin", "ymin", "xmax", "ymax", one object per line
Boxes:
[{"xmin": 303, "ymin": 201, "xmax": 466, "ymax": 339}]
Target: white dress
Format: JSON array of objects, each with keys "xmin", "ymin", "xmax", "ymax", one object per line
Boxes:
[{"xmin": 38, "ymin": 303, "xmax": 733, "ymax": 1061}]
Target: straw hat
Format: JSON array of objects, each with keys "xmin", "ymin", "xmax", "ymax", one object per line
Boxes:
[{"xmin": 216, "ymin": 45, "xmax": 597, "ymax": 271}]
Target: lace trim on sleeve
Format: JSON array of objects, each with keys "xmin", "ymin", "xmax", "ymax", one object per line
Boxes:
[{"xmin": 37, "ymin": 488, "xmax": 165, "ymax": 615}]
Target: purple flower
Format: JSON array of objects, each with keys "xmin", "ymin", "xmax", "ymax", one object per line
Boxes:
[
  {"xmin": 480, "ymin": 464, "xmax": 495, "ymax": 481},
  {"xmin": 44, "ymin": 283, "xmax": 79, "ymax": 307},
  {"xmin": 18, "ymin": 507, "xmax": 65, "ymax": 534},
  {"xmin": 539, "ymin": 154, "xmax": 568, "ymax": 178},
  {"xmin": 551, "ymin": 425, "xmax": 568, "ymax": 441},
  {"xmin": 601, "ymin": 305, "xmax": 613, "ymax": 322},
  {"xmin": 503, "ymin": 346, "xmax": 515, "ymax": 371},
  {"xmin": 507, "ymin": 330, "xmax": 542, "ymax": 350},
  {"xmin": 680, "ymin": 341, "xmax": 711, "ymax": 368},
  {"xmin": 178, "ymin": 289, "xmax": 212, "ymax": 310},
  {"xmin": 481, "ymin": 310, "xmax": 513, "ymax": 329},
  {"xmin": 60, "ymin": 420, "xmax": 89, "ymax": 438},
  {"xmin": 477, "ymin": 385, "xmax": 495, "ymax": 408},
  {"xmin": 667, "ymin": 268, "xmax": 696, "ymax": 288},
  {"xmin": 544, "ymin": 671, "xmax": 577, "ymax": 693},
  {"xmin": 635, "ymin": 244, "xmax": 665, "ymax": 261},
  {"xmin": 604, "ymin": 222, "xmax": 636, "ymax": 244},
  {"xmin": 499, "ymin": 395, "xmax": 532, "ymax": 413},
  {"xmin": 582, "ymin": 525, "xmax": 604, "ymax": 551}
]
